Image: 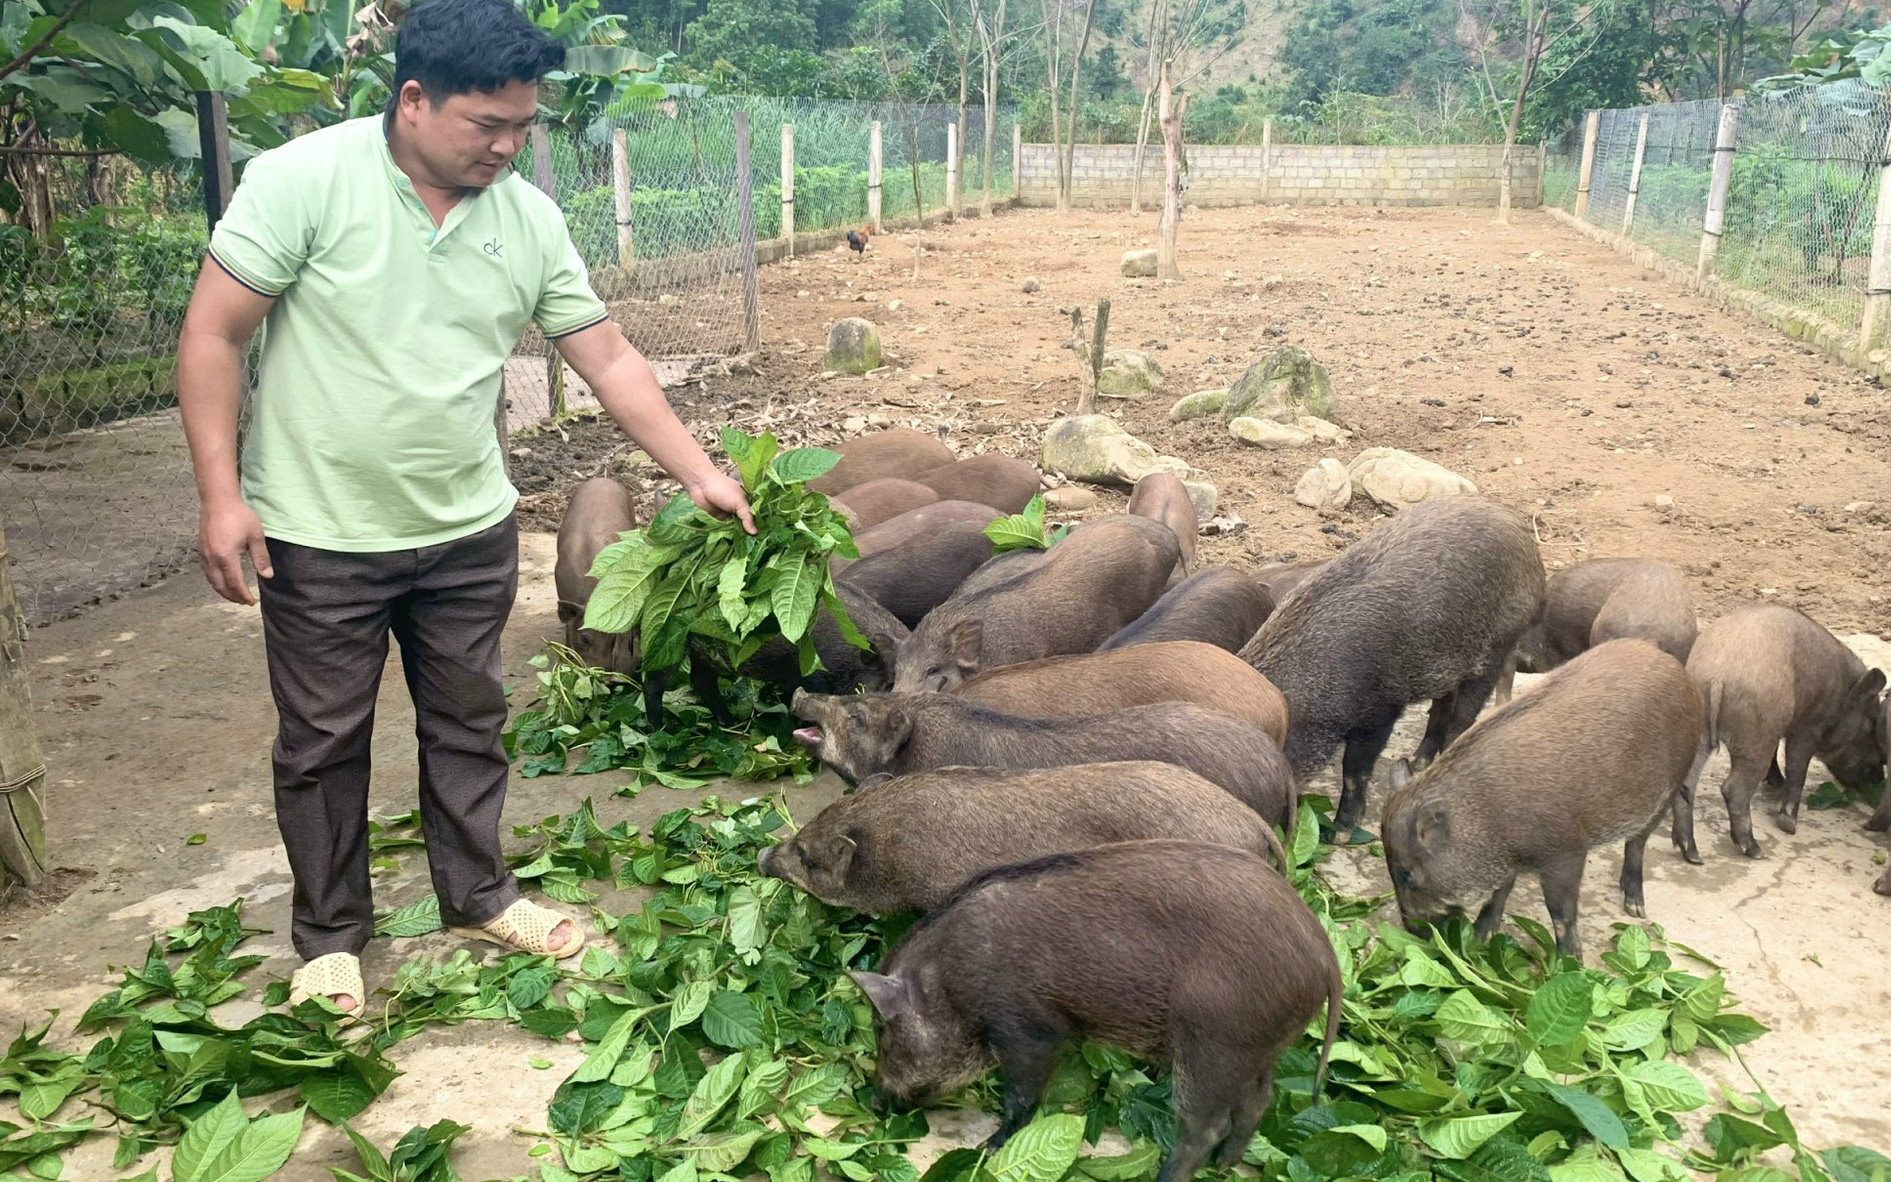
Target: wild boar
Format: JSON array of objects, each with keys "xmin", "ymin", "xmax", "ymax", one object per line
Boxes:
[
  {"xmin": 956, "ymin": 641, "xmax": 1289, "ymax": 747},
  {"xmin": 831, "ymin": 478, "xmax": 940, "ymax": 531},
  {"xmin": 1497, "ymin": 558, "xmax": 1697, "ymax": 705},
  {"xmin": 953, "ymin": 547, "xmax": 1049, "ymax": 598},
  {"xmin": 849, "ymin": 840, "xmax": 1341, "ymax": 1182},
  {"xmin": 1675, "ymin": 604, "xmax": 1885, "ymax": 860},
  {"xmin": 1866, "ymin": 695, "xmax": 1891, "ymax": 844},
  {"xmin": 1099, "ymin": 567, "xmax": 1275, "ymax": 653},
  {"xmin": 850, "ymin": 501, "xmax": 1001, "ymax": 559},
  {"xmin": 1251, "ymin": 557, "xmax": 1332, "ymax": 607},
  {"xmin": 791, "ymin": 690, "xmax": 1297, "ymax": 831},
  {"xmin": 554, "ymin": 477, "xmax": 639, "ymax": 672},
  {"xmin": 893, "ymin": 516, "xmax": 1178, "ymax": 692},
  {"xmin": 834, "ymin": 510, "xmax": 998, "ymax": 628},
  {"xmin": 1240, "ymin": 497, "xmax": 1545, "ymax": 833},
  {"xmin": 809, "ymin": 428, "xmax": 954, "ymax": 495},
  {"xmin": 1382, "ymin": 639, "xmax": 1701, "ymax": 958},
  {"xmin": 917, "ymin": 454, "xmax": 1043, "ymax": 514},
  {"xmin": 757, "ymin": 764, "xmax": 1283, "ymax": 913},
  {"xmin": 1126, "ymin": 473, "xmax": 1198, "ymax": 577}
]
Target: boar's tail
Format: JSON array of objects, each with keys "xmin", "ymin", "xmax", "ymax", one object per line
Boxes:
[
  {"xmin": 1258, "ymin": 823, "xmax": 1288, "ymax": 874},
  {"xmin": 1313, "ymin": 962, "xmax": 1342, "ymax": 1097},
  {"xmin": 1701, "ymin": 680, "xmax": 1723, "ymax": 752}
]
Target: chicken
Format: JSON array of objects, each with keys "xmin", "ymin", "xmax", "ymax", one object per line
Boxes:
[{"xmin": 847, "ymin": 226, "xmax": 872, "ymax": 261}]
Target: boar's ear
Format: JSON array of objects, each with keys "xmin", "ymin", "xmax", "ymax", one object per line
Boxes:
[
  {"xmin": 1852, "ymin": 668, "xmax": 1887, "ymax": 705},
  {"xmin": 1415, "ymin": 803, "xmax": 1451, "ymax": 855},
  {"xmin": 857, "ymin": 772, "xmax": 896, "ymax": 792},
  {"xmin": 883, "ymin": 700, "xmax": 917, "ymax": 747},
  {"xmin": 849, "ymin": 971, "xmax": 913, "ymax": 1020},
  {"xmin": 815, "ymin": 832, "xmax": 859, "ymax": 878},
  {"xmin": 947, "ymin": 619, "xmax": 984, "ymax": 669},
  {"xmin": 557, "ymin": 599, "xmax": 583, "ymax": 625},
  {"xmin": 1388, "ymin": 758, "xmax": 1415, "ymax": 794}
]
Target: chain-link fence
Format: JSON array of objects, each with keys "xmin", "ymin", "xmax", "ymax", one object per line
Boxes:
[
  {"xmin": 0, "ymin": 157, "xmax": 208, "ymax": 624},
  {"xmin": 1551, "ymin": 80, "xmax": 1891, "ymax": 346}
]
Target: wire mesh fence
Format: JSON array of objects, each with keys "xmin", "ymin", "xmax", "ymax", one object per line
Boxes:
[{"xmin": 1557, "ymin": 80, "xmax": 1891, "ymax": 344}]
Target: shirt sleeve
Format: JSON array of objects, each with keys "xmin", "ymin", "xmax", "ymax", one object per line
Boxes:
[
  {"xmin": 207, "ymin": 145, "xmax": 313, "ymax": 297},
  {"xmin": 534, "ymin": 230, "xmax": 611, "ymax": 338}
]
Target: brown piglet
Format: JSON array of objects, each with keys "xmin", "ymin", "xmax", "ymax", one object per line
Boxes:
[
  {"xmin": 917, "ymin": 454, "xmax": 1043, "ymax": 514},
  {"xmin": 1498, "ymin": 558, "xmax": 1697, "ymax": 704},
  {"xmin": 808, "ymin": 428, "xmax": 954, "ymax": 495},
  {"xmin": 1126, "ymin": 472, "xmax": 1198, "ymax": 577},
  {"xmin": 1099, "ymin": 567, "xmax": 1275, "ymax": 653},
  {"xmin": 831, "ymin": 478, "xmax": 939, "ymax": 531},
  {"xmin": 554, "ymin": 477, "xmax": 639, "ymax": 673}
]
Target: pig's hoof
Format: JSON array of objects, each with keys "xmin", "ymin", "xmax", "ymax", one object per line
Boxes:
[
  {"xmin": 1875, "ymin": 874, "xmax": 1891, "ymax": 898},
  {"xmin": 1774, "ymin": 811, "xmax": 1798, "ymax": 836},
  {"xmin": 1623, "ymin": 900, "xmax": 1646, "ymax": 919},
  {"xmin": 1865, "ymin": 814, "xmax": 1890, "ymax": 834},
  {"xmin": 1738, "ymin": 840, "xmax": 1765, "ymax": 859},
  {"xmin": 1681, "ymin": 847, "xmax": 1703, "ymax": 866}
]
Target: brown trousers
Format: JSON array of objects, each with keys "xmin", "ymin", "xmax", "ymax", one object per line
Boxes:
[{"xmin": 260, "ymin": 513, "xmax": 520, "ymax": 958}]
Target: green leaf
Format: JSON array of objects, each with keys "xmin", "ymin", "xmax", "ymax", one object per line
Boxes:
[
  {"xmin": 585, "ymin": 550, "xmax": 667, "ymax": 634},
  {"xmin": 298, "ymin": 1070, "xmax": 374, "ymax": 1123},
  {"xmin": 677, "ymin": 1052, "xmax": 747, "ymax": 1139},
  {"xmin": 1525, "ymin": 972, "xmax": 1594, "ymax": 1045},
  {"xmin": 229, "ymin": 0, "xmax": 280, "ymax": 52},
  {"xmin": 1418, "ymin": 1113, "xmax": 1521, "ymax": 1160},
  {"xmin": 988, "ymin": 1112, "xmax": 1085, "ymax": 1182},
  {"xmin": 574, "ymin": 1009, "xmax": 640, "ymax": 1084},
  {"xmin": 717, "ymin": 554, "xmax": 750, "ymax": 632},
  {"xmin": 769, "ymin": 553, "xmax": 819, "ymax": 643},
  {"xmin": 780, "ymin": 1062, "xmax": 850, "ymax": 1110},
  {"xmin": 1549, "ymin": 1148, "xmax": 1628, "ymax": 1182},
  {"xmin": 768, "ymin": 447, "xmax": 842, "ymax": 486},
  {"xmin": 701, "ymin": 991, "xmax": 764, "ymax": 1049},
  {"xmin": 1618, "ymin": 1148, "xmax": 1689, "ymax": 1182},
  {"xmin": 1435, "ymin": 990, "xmax": 1511, "ymax": 1047},
  {"xmin": 1398, "ymin": 947, "xmax": 1460, "ymax": 989},
  {"xmin": 682, "ymin": 1127, "xmax": 768, "ymax": 1172},
  {"xmin": 1614, "ymin": 925, "xmax": 1652, "ymax": 969},
  {"xmin": 985, "ymin": 496, "xmax": 1051, "ymax": 553},
  {"xmin": 172, "ymin": 1089, "xmax": 247, "ymax": 1182},
  {"xmin": 174, "ymin": 1097, "xmax": 305, "ymax": 1182},
  {"xmin": 1822, "ymin": 1147, "xmax": 1891, "ymax": 1182},
  {"xmin": 1618, "ymin": 1060, "xmax": 1708, "ymax": 1114},
  {"xmin": 726, "ymin": 885, "xmax": 763, "ymax": 955},
  {"xmin": 671, "ymin": 980, "xmax": 715, "ymax": 1032},
  {"xmin": 1076, "ymin": 1141, "xmax": 1162, "ymax": 1181},
  {"xmin": 1596, "ymin": 1008, "xmax": 1668, "ymax": 1052},
  {"xmin": 373, "ymin": 894, "xmax": 443, "ymax": 937},
  {"xmin": 1542, "ymin": 1082, "xmax": 1629, "ymax": 1150},
  {"xmin": 148, "ymin": 17, "xmax": 264, "ymax": 90}
]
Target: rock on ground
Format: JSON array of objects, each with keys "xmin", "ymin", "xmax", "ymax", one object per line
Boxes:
[
  {"xmin": 1043, "ymin": 486, "xmax": 1097, "ymax": 511},
  {"xmin": 1294, "ymin": 458, "xmax": 1353, "ymax": 512},
  {"xmin": 1121, "ymin": 249, "xmax": 1158, "ymax": 278},
  {"xmin": 1297, "ymin": 415, "xmax": 1351, "ymax": 444},
  {"xmin": 1041, "ymin": 415, "xmax": 1161, "ymax": 486},
  {"xmin": 1183, "ymin": 480, "xmax": 1218, "ymax": 521},
  {"xmin": 1230, "ymin": 417, "xmax": 1313, "ymax": 449},
  {"xmin": 1225, "ymin": 345, "xmax": 1338, "ymax": 423},
  {"xmin": 1348, "ymin": 447, "xmax": 1477, "ymax": 511},
  {"xmin": 1097, "ymin": 350, "xmax": 1165, "ymax": 399},
  {"xmin": 823, "ymin": 318, "xmax": 882, "ymax": 375},
  {"xmin": 1169, "ymin": 388, "xmax": 1230, "ymax": 422}
]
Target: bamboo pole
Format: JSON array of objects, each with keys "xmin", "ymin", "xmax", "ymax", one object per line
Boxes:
[
  {"xmin": 1858, "ymin": 119, "xmax": 1891, "ymax": 350},
  {"xmin": 868, "ymin": 120, "xmax": 884, "ymax": 232},
  {"xmin": 1573, "ymin": 110, "xmax": 1600, "ymax": 221},
  {"xmin": 781, "ymin": 123, "xmax": 796, "ymax": 259},
  {"xmin": 1697, "ymin": 102, "xmax": 1741, "ymax": 282},
  {"xmin": 734, "ymin": 113, "xmax": 762, "ymax": 353},
  {"xmin": 0, "ymin": 513, "xmax": 48, "ymax": 889},
  {"xmin": 946, "ymin": 121, "xmax": 961, "ymax": 218},
  {"xmin": 1621, "ymin": 111, "xmax": 1650, "ymax": 236},
  {"xmin": 611, "ymin": 127, "xmax": 635, "ymax": 273}
]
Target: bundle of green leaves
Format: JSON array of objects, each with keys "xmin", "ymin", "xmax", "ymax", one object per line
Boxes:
[
  {"xmin": 984, "ymin": 495, "xmax": 1068, "ymax": 554},
  {"xmin": 583, "ymin": 427, "xmax": 865, "ymax": 685}
]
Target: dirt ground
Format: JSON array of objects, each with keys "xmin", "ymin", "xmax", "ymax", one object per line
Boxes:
[{"xmin": 5, "ymin": 204, "xmax": 1891, "ymax": 1179}]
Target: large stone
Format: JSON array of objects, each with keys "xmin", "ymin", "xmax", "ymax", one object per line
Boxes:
[
  {"xmin": 823, "ymin": 317, "xmax": 882, "ymax": 375},
  {"xmin": 1183, "ymin": 480, "xmax": 1218, "ymax": 521},
  {"xmin": 1293, "ymin": 458, "xmax": 1352, "ymax": 512},
  {"xmin": 1041, "ymin": 415, "xmax": 1160, "ymax": 486},
  {"xmin": 1043, "ymin": 485, "xmax": 1097, "ymax": 512},
  {"xmin": 1121, "ymin": 249, "xmax": 1159, "ymax": 278},
  {"xmin": 1224, "ymin": 345, "xmax": 1337, "ymax": 424},
  {"xmin": 1297, "ymin": 415, "xmax": 1352, "ymax": 444},
  {"xmin": 1096, "ymin": 350, "xmax": 1165, "ymax": 399},
  {"xmin": 1169, "ymin": 388, "xmax": 1230, "ymax": 422},
  {"xmin": 1348, "ymin": 447, "xmax": 1477, "ymax": 511},
  {"xmin": 1230, "ymin": 417, "xmax": 1313, "ymax": 449}
]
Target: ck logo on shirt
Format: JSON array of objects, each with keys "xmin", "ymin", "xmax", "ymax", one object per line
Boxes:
[{"xmin": 483, "ymin": 239, "xmax": 504, "ymax": 258}]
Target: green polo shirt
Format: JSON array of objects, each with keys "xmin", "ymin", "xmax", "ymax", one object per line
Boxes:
[{"xmin": 207, "ymin": 115, "xmax": 609, "ymax": 552}]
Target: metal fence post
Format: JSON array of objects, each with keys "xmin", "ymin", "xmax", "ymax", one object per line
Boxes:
[
  {"xmin": 1858, "ymin": 120, "xmax": 1891, "ymax": 350},
  {"xmin": 611, "ymin": 126, "xmax": 635, "ymax": 273},
  {"xmin": 1697, "ymin": 102, "xmax": 1741, "ymax": 281},
  {"xmin": 194, "ymin": 92, "xmax": 233, "ymax": 231},
  {"xmin": 1621, "ymin": 111, "xmax": 1650, "ymax": 236},
  {"xmin": 1573, "ymin": 110, "xmax": 1600, "ymax": 221},
  {"xmin": 946, "ymin": 120, "xmax": 961, "ymax": 217},
  {"xmin": 734, "ymin": 112, "xmax": 763, "ymax": 354},
  {"xmin": 781, "ymin": 122, "xmax": 795, "ymax": 258},
  {"xmin": 868, "ymin": 120, "xmax": 884, "ymax": 231}
]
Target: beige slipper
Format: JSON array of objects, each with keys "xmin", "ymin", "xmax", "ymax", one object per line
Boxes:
[
  {"xmin": 449, "ymin": 898, "xmax": 586, "ymax": 959},
  {"xmin": 287, "ymin": 951, "xmax": 364, "ymax": 1022}
]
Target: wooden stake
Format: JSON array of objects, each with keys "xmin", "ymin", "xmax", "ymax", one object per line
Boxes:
[
  {"xmin": 1697, "ymin": 102, "xmax": 1741, "ymax": 281},
  {"xmin": 1859, "ymin": 120, "xmax": 1891, "ymax": 350},
  {"xmin": 946, "ymin": 120, "xmax": 961, "ymax": 218},
  {"xmin": 734, "ymin": 113, "xmax": 762, "ymax": 353},
  {"xmin": 1011, "ymin": 122, "xmax": 1022, "ymax": 198},
  {"xmin": 0, "ymin": 513, "xmax": 48, "ymax": 889},
  {"xmin": 194, "ymin": 92, "xmax": 233, "ymax": 231},
  {"xmin": 1621, "ymin": 111, "xmax": 1649, "ymax": 236},
  {"xmin": 529, "ymin": 124, "xmax": 562, "ymax": 417},
  {"xmin": 1078, "ymin": 298, "xmax": 1110, "ymax": 414},
  {"xmin": 611, "ymin": 127, "xmax": 635, "ymax": 273},
  {"xmin": 1156, "ymin": 60, "xmax": 1187, "ymax": 282},
  {"xmin": 781, "ymin": 122, "xmax": 796, "ymax": 258},
  {"xmin": 1573, "ymin": 109, "xmax": 1600, "ymax": 220},
  {"xmin": 868, "ymin": 120, "xmax": 884, "ymax": 232}
]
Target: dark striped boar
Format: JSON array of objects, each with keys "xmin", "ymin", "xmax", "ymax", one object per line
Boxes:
[
  {"xmin": 1497, "ymin": 558, "xmax": 1697, "ymax": 705},
  {"xmin": 956, "ymin": 641, "xmax": 1289, "ymax": 747},
  {"xmin": 1100, "ymin": 567, "xmax": 1275, "ymax": 653},
  {"xmin": 1677, "ymin": 604, "xmax": 1885, "ymax": 860},
  {"xmin": 809, "ymin": 428, "xmax": 954, "ymax": 495},
  {"xmin": 892, "ymin": 516, "xmax": 1178, "ymax": 692},
  {"xmin": 833, "ymin": 505, "xmax": 999, "ymax": 628},
  {"xmin": 850, "ymin": 500, "xmax": 1000, "ymax": 558},
  {"xmin": 848, "ymin": 840, "xmax": 1341, "ymax": 1182},
  {"xmin": 554, "ymin": 477, "xmax": 639, "ymax": 672},
  {"xmin": 757, "ymin": 764, "xmax": 1281, "ymax": 912},
  {"xmin": 1382, "ymin": 639, "xmax": 1701, "ymax": 958},
  {"xmin": 790, "ymin": 690, "xmax": 1297, "ymax": 831},
  {"xmin": 1127, "ymin": 472, "xmax": 1198, "ymax": 577},
  {"xmin": 1240, "ymin": 497, "xmax": 1545, "ymax": 833}
]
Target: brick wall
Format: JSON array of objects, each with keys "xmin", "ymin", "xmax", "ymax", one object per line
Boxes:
[{"xmin": 1018, "ymin": 142, "xmax": 1542, "ymax": 209}]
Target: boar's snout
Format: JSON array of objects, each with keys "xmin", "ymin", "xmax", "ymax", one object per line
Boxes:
[{"xmin": 792, "ymin": 727, "xmax": 824, "ymax": 750}]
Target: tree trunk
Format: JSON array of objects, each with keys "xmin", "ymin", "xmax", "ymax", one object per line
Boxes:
[
  {"xmin": 980, "ymin": 1, "xmax": 1002, "ymax": 220},
  {"xmin": 1061, "ymin": 0, "xmax": 1099, "ymax": 211},
  {"xmin": 1157, "ymin": 59, "xmax": 1187, "ymax": 281},
  {"xmin": 1042, "ymin": 0, "xmax": 1065, "ymax": 209},
  {"xmin": 1130, "ymin": 87, "xmax": 1156, "ymax": 212},
  {"xmin": 1495, "ymin": 10, "xmax": 1544, "ymax": 226},
  {"xmin": 0, "ymin": 512, "xmax": 48, "ymax": 890}
]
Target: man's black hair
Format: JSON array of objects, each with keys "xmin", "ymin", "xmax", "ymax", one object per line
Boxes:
[{"xmin": 393, "ymin": 0, "xmax": 565, "ymax": 105}]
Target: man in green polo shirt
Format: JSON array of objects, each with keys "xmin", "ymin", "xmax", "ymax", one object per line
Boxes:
[{"xmin": 175, "ymin": 0, "xmax": 752, "ymax": 1015}]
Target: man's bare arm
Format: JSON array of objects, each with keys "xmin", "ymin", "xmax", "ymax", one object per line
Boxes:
[
  {"xmin": 177, "ymin": 259, "xmax": 277, "ymax": 604},
  {"xmin": 554, "ymin": 321, "xmax": 755, "ymax": 533}
]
